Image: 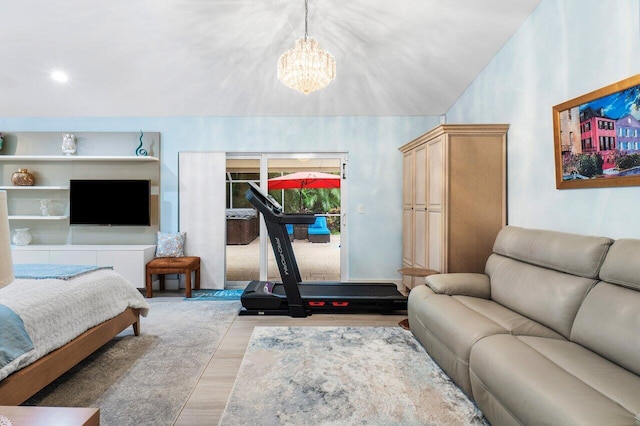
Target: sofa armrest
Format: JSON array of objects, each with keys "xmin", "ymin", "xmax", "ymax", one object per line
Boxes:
[{"xmin": 425, "ymin": 273, "xmax": 491, "ymax": 299}]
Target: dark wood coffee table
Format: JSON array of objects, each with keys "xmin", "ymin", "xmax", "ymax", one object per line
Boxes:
[{"xmin": 0, "ymin": 406, "xmax": 99, "ymax": 426}]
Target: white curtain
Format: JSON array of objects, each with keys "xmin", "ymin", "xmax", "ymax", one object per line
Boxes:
[{"xmin": 0, "ymin": 191, "xmax": 14, "ymax": 288}]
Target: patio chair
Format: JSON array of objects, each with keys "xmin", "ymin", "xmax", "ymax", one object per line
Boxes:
[
  {"xmin": 308, "ymin": 216, "xmax": 330, "ymax": 243},
  {"xmin": 286, "ymin": 224, "xmax": 294, "ymax": 242}
]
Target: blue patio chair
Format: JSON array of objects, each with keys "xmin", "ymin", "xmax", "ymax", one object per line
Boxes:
[
  {"xmin": 307, "ymin": 216, "xmax": 330, "ymax": 243},
  {"xmin": 286, "ymin": 223, "xmax": 294, "ymax": 242}
]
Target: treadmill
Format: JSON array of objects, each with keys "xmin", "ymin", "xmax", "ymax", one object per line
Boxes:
[{"xmin": 240, "ymin": 182, "xmax": 407, "ymax": 317}]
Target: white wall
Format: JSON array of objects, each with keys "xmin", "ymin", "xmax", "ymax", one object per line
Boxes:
[
  {"xmin": 0, "ymin": 116, "xmax": 440, "ymax": 280},
  {"xmin": 446, "ymin": 0, "xmax": 640, "ymax": 238}
]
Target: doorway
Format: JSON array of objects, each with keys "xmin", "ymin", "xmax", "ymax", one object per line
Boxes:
[{"xmin": 225, "ymin": 153, "xmax": 347, "ymax": 288}]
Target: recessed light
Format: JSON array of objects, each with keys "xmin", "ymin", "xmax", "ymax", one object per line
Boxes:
[{"xmin": 51, "ymin": 70, "xmax": 69, "ymax": 83}]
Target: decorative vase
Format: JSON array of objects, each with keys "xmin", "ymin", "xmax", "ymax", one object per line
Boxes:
[
  {"xmin": 135, "ymin": 130, "xmax": 148, "ymax": 156},
  {"xmin": 12, "ymin": 228, "xmax": 32, "ymax": 246},
  {"xmin": 39, "ymin": 199, "xmax": 51, "ymax": 216},
  {"xmin": 61, "ymin": 133, "xmax": 76, "ymax": 155},
  {"xmin": 11, "ymin": 168, "xmax": 35, "ymax": 186}
]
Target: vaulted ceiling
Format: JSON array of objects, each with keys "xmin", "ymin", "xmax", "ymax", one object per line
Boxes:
[{"xmin": 0, "ymin": 0, "xmax": 541, "ymax": 117}]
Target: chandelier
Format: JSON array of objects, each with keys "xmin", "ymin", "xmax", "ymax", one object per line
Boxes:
[{"xmin": 277, "ymin": 0, "xmax": 336, "ymax": 95}]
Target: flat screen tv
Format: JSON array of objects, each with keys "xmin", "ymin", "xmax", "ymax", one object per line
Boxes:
[{"xmin": 70, "ymin": 179, "xmax": 151, "ymax": 226}]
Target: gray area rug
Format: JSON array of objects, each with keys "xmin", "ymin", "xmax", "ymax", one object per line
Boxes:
[
  {"xmin": 220, "ymin": 326, "xmax": 487, "ymax": 426},
  {"xmin": 27, "ymin": 298, "xmax": 241, "ymax": 426}
]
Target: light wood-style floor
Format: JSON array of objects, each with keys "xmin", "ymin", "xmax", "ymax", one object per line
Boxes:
[{"xmin": 171, "ymin": 300, "xmax": 407, "ymax": 426}]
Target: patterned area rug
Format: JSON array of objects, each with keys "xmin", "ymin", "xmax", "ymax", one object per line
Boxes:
[
  {"xmin": 185, "ymin": 289, "xmax": 244, "ymax": 301},
  {"xmin": 220, "ymin": 326, "xmax": 488, "ymax": 425},
  {"xmin": 26, "ymin": 298, "xmax": 241, "ymax": 426}
]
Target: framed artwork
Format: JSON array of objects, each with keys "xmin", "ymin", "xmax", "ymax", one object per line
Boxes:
[{"xmin": 553, "ymin": 74, "xmax": 640, "ymax": 189}]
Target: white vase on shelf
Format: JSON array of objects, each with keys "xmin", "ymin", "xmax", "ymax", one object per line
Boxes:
[
  {"xmin": 61, "ymin": 133, "xmax": 76, "ymax": 155},
  {"xmin": 39, "ymin": 199, "xmax": 51, "ymax": 216},
  {"xmin": 13, "ymin": 228, "xmax": 32, "ymax": 246}
]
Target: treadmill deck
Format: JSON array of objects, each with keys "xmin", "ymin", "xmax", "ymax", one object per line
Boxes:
[{"xmin": 241, "ymin": 280, "xmax": 407, "ymax": 315}]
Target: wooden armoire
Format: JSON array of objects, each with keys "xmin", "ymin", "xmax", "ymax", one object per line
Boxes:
[{"xmin": 399, "ymin": 124, "xmax": 508, "ymax": 290}]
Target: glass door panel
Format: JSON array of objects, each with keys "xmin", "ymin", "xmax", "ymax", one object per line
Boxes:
[
  {"xmin": 266, "ymin": 156, "xmax": 342, "ymax": 282},
  {"xmin": 225, "ymin": 158, "xmax": 260, "ymax": 285}
]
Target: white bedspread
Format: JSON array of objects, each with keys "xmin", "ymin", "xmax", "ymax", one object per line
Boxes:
[{"xmin": 0, "ymin": 269, "xmax": 150, "ymax": 381}]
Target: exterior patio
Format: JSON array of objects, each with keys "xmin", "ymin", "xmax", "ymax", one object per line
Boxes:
[{"xmin": 226, "ymin": 234, "xmax": 341, "ymax": 285}]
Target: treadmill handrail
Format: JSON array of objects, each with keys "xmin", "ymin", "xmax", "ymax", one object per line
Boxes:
[{"xmin": 246, "ymin": 187, "xmax": 316, "ymax": 225}]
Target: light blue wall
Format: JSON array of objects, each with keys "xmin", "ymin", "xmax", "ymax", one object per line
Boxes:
[
  {"xmin": 0, "ymin": 116, "xmax": 439, "ymax": 279},
  {"xmin": 447, "ymin": 0, "xmax": 640, "ymax": 238}
]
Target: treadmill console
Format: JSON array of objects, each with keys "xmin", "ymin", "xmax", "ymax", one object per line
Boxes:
[{"xmin": 247, "ymin": 182, "xmax": 283, "ymax": 214}]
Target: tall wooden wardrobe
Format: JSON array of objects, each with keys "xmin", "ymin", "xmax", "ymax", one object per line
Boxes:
[{"xmin": 399, "ymin": 124, "xmax": 508, "ymax": 290}]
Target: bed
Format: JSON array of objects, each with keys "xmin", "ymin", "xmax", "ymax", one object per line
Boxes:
[{"xmin": 0, "ymin": 267, "xmax": 150, "ymax": 405}]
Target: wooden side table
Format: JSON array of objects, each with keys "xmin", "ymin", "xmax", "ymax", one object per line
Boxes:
[
  {"xmin": 146, "ymin": 256, "xmax": 201, "ymax": 298},
  {"xmin": 397, "ymin": 267, "xmax": 440, "ymax": 278},
  {"xmin": 397, "ymin": 268, "xmax": 439, "ymax": 331},
  {"xmin": 398, "ymin": 267, "xmax": 440, "ymax": 290},
  {"xmin": 0, "ymin": 406, "xmax": 99, "ymax": 426}
]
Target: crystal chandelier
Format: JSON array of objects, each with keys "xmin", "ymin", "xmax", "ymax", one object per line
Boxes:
[{"xmin": 277, "ymin": 0, "xmax": 336, "ymax": 95}]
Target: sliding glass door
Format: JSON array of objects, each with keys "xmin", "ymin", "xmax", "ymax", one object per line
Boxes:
[
  {"xmin": 225, "ymin": 157, "xmax": 261, "ymax": 286},
  {"xmin": 225, "ymin": 153, "xmax": 347, "ymax": 287}
]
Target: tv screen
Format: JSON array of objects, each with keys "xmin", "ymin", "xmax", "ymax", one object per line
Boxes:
[{"xmin": 70, "ymin": 180, "xmax": 151, "ymax": 226}]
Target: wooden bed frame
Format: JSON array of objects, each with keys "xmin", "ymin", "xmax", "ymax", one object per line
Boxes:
[{"xmin": 0, "ymin": 307, "xmax": 140, "ymax": 405}]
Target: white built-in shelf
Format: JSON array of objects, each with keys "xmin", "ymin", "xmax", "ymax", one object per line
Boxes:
[
  {"xmin": 0, "ymin": 185, "xmax": 70, "ymax": 190},
  {"xmin": 8, "ymin": 215, "xmax": 69, "ymax": 220},
  {"xmin": 0, "ymin": 155, "xmax": 158, "ymax": 162}
]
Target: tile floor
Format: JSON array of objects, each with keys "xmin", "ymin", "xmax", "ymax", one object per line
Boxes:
[
  {"xmin": 172, "ymin": 308, "xmax": 407, "ymax": 425},
  {"xmin": 167, "ymin": 233, "xmax": 409, "ymax": 424}
]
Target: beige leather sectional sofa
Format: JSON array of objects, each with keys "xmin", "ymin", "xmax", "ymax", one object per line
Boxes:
[{"xmin": 408, "ymin": 226, "xmax": 640, "ymax": 425}]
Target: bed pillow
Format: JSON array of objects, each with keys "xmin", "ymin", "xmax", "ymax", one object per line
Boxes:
[{"xmin": 156, "ymin": 232, "xmax": 186, "ymax": 258}]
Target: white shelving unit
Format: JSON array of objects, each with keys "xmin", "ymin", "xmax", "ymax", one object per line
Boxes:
[
  {"xmin": 8, "ymin": 215, "xmax": 68, "ymax": 220},
  {"xmin": 11, "ymin": 244, "xmax": 157, "ymax": 288},
  {"xmin": 0, "ymin": 155, "xmax": 158, "ymax": 162},
  {"xmin": 1, "ymin": 131, "xmax": 161, "ymax": 288},
  {"xmin": 0, "ymin": 131, "xmax": 161, "ymax": 246},
  {"xmin": 0, "ymin": 186, "xmax": 69, "ymax": 191}
]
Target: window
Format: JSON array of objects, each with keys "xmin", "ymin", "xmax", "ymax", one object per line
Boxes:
[
  {"xmin": 583, "ymin": 137, "xmax": 593, "ymax": 150},
  {"xmin": 226, "ymin": 172, "xmax": 260, "ymax": 209}
]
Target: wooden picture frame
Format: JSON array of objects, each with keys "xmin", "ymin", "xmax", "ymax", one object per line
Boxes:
[{"xmin": 553, "ymin": 74, "xmax": 640, "ymax": 189}]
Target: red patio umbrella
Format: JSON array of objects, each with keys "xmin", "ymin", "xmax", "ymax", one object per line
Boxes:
[
  {"xmin": 268, "ymin": 171, "xmax": 341, "ymax": 211},
  {"xmin": 268, "ymin": 171, "xmax": 341, "ymax": 190}
]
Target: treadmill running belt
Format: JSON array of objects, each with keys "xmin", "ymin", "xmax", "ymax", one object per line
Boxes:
[{"xmin": 270, "ymin": 283, "xmax": 405, "ymax": 299}]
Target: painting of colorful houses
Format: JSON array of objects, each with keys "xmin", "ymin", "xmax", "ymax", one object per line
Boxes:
[{"xmin": 554, "ymin": 75, "xmax": 640, "ymax": 189}]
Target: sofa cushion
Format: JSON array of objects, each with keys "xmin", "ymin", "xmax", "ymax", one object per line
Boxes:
[
  {"xmin": 408, "ymin": 285, "xmax": 564, "ymax": 397},
  {"xmin": 408, "ymin": 285, "xmax": 506, "ymax": 396},
  {"xmin": 599, "ymin": 239, "xmax": 640, "ymax": 291},
  {"xmin": 571, "ymin": 282, "xmax": 640, "ymax": 376},
  {"xmin": 454, "ymin": 296, "xmax": 564, "ymax": 340},
  {"xmin": 469, "ymin": 334, "xmax": 640, "ymax": 425},
  {"xmin": 486, "ymin": 254, "xmax": 597, "ymax": 338},
  {"xmin": 492, "ymin": 226, "xmax": 613, "ymax": 278}
]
